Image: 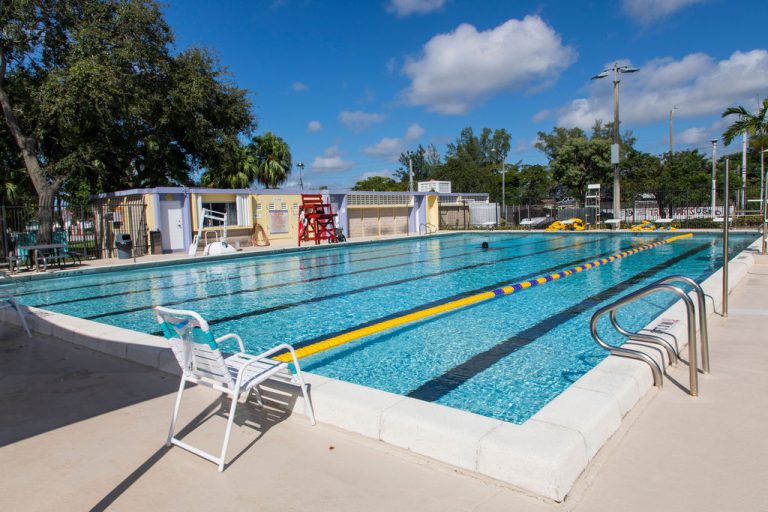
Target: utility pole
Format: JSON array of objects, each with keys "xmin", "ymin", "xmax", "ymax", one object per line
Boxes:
[
  {"xmin": 592, "ymin": 63, "xmax": 639, "ymax": 221},
  {"xmin": 711, "ymin": 139, "xmax": 717, "ymax": 218},
  {"xmin": 669, "ymin": 107, "xmax": 677, "ymax": 157},
  {"xmin": 408, "ymin": 154, "xmax": 414, "ymax": 192}
]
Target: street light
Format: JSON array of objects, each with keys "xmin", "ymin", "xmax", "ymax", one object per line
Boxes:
[
  {"xmin": 711, "ymin": 139, "xmax": 717, "ymax": 218},
  {"xmin": 592, "ymin": 63, "xmax": 639, "ymax": 221},
  {"xmin": 762, "ymin": 148, "xmax": 768, "ymax": 255},
  {"xmin": 297, "ymin": 161, "xmax": 304, "ymax": 190},
  {"xmin": 491, "ymin": 148, "xmax": 507, "ymax": 219}
]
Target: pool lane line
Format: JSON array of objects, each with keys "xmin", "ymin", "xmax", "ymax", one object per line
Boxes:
[
  {"xmin": 272, "ymin": 233, "xmax": 693, "ymax": 363},
  {"xmin": 32, "ymin": 233, "xmax": 539, "ymax": 307},
  {"xmin": 19, "ymin": 232, "xmax": 500, "ymax": 299},
  {"xmin": 287, "ymin": 240, "xmax": 646, "ymax": 365},
  {"xmin": 140, "ymin": 235, "xmax": 604, "ymax": 334},
  {"xmin": 407, "ymin": 237, "xmax": 706, "ymax": 402},
  {"xmin": 83, "ymin": 235, "xmax": 567, "ymax": 320}
]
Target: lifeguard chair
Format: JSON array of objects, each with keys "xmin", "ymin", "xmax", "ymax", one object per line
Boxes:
[
  {"xmin": 298, "ymin": 194, "xmax": 338, "ymax": 245},
  {"xmin": 585, "ymin": 184, "xmax": 601, "ymax": 227}
]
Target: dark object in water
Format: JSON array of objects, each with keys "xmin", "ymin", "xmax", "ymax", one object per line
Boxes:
[{"xmin": 481, "ymin": 241, "xmax": 489, "ymax": 249}]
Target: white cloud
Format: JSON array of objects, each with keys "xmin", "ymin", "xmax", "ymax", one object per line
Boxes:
[
  {"xmin": 513, "ymin": 137, "xmax": 537, "ymax": 153},
  {"xmin": 291, "ymin": 81, "xmax": 309, "ymax": 91},
  {"xmin": 311, "ymin": 145, "xmax": 354, "ymax": 172},
  {"xmin": 555, "ymin": 50, "xmax": 768, "ymax": 130},
  {"xmin": 622, "ymin": 0, "xmax": 706, "ymax": 24},
  {"xmin": 405, "ymin": 123, "xmax": 425, "ymax": 141},
  {"xmin": 338, "ymin": 110, "xmax": 385, "ymax": 132},
  {"xmin": 363, "ymin": 137, "xmax": 405, "ymax": 161},
  {"xmin": 387, "ymin": 0, "xmax": 446, "ymax": 17},
  {"xmin": 307, "ymin": 120, "xmax": 322, "ymax": 133},
  {"xmin": 386, "ymin": 57, "xmax": 399, "ymax": 74},
  {"xmin": 677, "ymin": 126, "xmax": 709, "ymax": 146},
  {"xmin": 360, "ymin": 170, "xmax": 395, "ymax": 180},
  {"xmin": 402, "ymin": 16, "xmax": 576, "ymax": 115},
  {"xmin": 532, "ymin": 110, "xmax": 551, "ymax": 123}
]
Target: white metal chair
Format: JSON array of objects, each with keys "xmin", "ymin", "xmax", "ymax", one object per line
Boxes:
[
  {"xmin": 154, "ymin": 306, "xmax": 316, "ymax": 472},
  {"xmin": 0, "ymin": 279, "xmax": 31, "ymax": 337}
]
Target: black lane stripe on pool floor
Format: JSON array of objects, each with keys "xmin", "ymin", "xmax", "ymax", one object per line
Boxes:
[
  {"xmin": 406, "ymin": 241, "xmax": 710, "ymax": 402},
  {"xmin": 142, "ymin": 236, "xmax": 607, "ymax": 334},
  {"xmin": 20, "ymin": 233, "xmax": 500, "ymax": 299},
  {"xmin": 34, "ymin": 233, "xmax": 539, "ymax": 307},
  {"xmin": 87, "ymin": 235, "xmax": 568, "ymax": 321},
  {"xmin": 274, "ymin": 238, "xmax": 643, "ymax": 354}
]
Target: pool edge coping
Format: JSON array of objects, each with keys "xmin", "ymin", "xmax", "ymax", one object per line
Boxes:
[{"xmin": 3, "ymin": 235, "xmax": 760, "ymax": 502}]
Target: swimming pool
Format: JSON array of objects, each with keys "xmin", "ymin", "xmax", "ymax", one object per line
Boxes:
[{"xmin": 17, "ymin": 232, "xmax": 756, "ymax": 423}]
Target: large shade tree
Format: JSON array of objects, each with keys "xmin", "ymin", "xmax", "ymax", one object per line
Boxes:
[{"xmin": 0, "ymin": 0, "xmax": 254, "ymax": 242}]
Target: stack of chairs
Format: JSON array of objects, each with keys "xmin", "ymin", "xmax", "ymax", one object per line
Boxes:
[{"xmin": 298, "ymin": 194, "xmax": 338, "ymax": 245}]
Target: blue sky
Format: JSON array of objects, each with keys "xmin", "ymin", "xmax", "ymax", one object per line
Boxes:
[{"xmin": 163, "ymin": 0, "xmax": 768, "ymax": 189}]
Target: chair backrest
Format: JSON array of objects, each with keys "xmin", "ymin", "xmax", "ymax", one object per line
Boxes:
[
  {"xmin": 15, "ymin": 232, "xmax": 36, "ymax": 258},
  {"xmin": 154, "ymin": 307, "xmax": 234, "ymax": 388},
  {"xmin": 52, "ymin": 230, "xmax": 69, "ymax": 250}
]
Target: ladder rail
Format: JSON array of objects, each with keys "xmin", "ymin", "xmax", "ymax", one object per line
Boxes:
[
  {"xmin": 608, "ymin": 309, "xmax": 679, "ymax": 367},
  {"xmin": 654, "ymin": 275, "xmax": 710, "ymax": 373},
  {"xmin": 590, "ymin": 278, "xmax": 701, "ymax": 396}
]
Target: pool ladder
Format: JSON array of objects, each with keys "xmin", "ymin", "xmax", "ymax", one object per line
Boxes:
[{"xmin": 590, "ymin": 275, "xmax": 709, "ymax": 396}]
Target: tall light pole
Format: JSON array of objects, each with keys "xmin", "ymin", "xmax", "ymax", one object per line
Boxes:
[
  {"xmin": 592, "ymin": 63, "xmax": 639, "ymax": 221},
  {"xmin": 711, "ymin": 139, "xmax": 717, "ymax": 218},
  {"xmin": 297, "ymin": 161, "xmax": 304, "ymax": 190},
  {"xmin": 407, "ymin": 153, "xmax": 414, "ymax": 192},
  {"xmin": 669, "ymin": 106, "xmax": 678, "ymax": 157},
  {"xmin": 491, "ymin": 148, "xmax": 506, "ymax": 218},
  {"xmin": 762, "ymin": 148, "xmax": 767, "ymax": 255},
  {"xmin": 742, "ymin": 130, "xmax": 748, "ymax": 209}
]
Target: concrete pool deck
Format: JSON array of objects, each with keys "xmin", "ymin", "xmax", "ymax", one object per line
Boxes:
[
  {"xmin": 1, "ymin": 232, "xmax": 766, "ymax": 509},
  {"xmin": 1, "ymin": 254, "xmax": 766, "ymax": 511}
]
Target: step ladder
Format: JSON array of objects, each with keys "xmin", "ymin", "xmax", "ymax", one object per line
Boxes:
[{"xmin": 590, "ymin": 275, "xmax": 709, "ymax": 396}]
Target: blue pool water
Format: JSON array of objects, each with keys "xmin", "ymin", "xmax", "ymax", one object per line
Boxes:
[{"xmin": 16, "ymin": 232, "xmax": 756, "ymax": 423}]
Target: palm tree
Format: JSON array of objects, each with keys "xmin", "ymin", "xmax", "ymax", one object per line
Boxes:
[
  {"xmin": 723, "ymin": 98, "xmax": 768, "ymax": 254},
  {"xmin": 251, "ymin": 132, "xmax": 292, "ymax": 188},
  {"xmin": 200, "ymin": 142, "xmax": 259, "ymax": 189}
]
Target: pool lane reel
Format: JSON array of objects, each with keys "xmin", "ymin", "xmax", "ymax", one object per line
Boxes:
[{"xmin": 274, "ymin": 233, "xmax": 694, "ymax": 363}]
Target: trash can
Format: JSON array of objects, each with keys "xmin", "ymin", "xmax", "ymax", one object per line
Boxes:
[
  {"xmin": 115, "ymin": 233, "xmax": 133, "ymax": 259},
  {"xmin": 149, "ymin": 230, "xmax": 162, "ymax": 255}
]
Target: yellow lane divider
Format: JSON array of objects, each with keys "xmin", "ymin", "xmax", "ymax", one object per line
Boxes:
[{"xmin": 275, "ymin": 233, "xmax": 693, "ymax": 362}]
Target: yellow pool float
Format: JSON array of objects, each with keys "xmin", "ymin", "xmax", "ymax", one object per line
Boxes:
[{"xmin": 546, "ymin": 218, "xmax": 586, "ymax": 231}]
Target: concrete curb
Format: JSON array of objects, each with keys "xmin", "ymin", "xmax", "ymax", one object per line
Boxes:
[{"xmin": 2, "ymin": 235, "xmax": 760, "ymax": 502}]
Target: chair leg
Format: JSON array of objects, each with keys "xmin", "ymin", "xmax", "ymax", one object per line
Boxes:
[
  {"xmin": 298, "ymin": 379, "xmax": 316, "ymax": 426},
  {"xmin": 218, "ymin": 392, "xmax": 240, "ymax": 472},
  {"xmin": 167, "ymin": 377, "xmax": 187, "ymax": 446}
]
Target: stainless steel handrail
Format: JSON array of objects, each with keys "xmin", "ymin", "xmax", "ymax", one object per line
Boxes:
[
  {"xmin": 655, "ymin": 275, "xmax": 710, "ymax": 373},
  {"xmin": 590, "ymin": 281, "xmax": 701, "ymax": 396},
  {"xmin": 609, "ymin": 310, "xmax": 679, "ymax": 367}
]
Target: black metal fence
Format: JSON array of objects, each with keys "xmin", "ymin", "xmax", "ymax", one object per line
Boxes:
[
  {"xmin": 502, "ymin": 184, "xmax": 764, "ymax": 229},
  {"xmin": 1, "ymin": 198, "xmax": 148, "ymax": 263}
]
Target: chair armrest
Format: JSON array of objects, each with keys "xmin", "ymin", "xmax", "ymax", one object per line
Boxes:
[
  {"xmin": 231, "ymin": 351, "xmax": 288, "ymax": 390},
  {"xmin": 216, "ymin": 333, "xmax": 245, "ymax": 352}
]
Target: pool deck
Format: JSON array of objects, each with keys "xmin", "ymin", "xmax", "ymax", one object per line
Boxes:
[
  {"xmin": 1, "ymin": 248, "xmax": 767, "ymax": 509},
  {"xmin": 0, "ymin": 254, "xmax": 768, "ymax": 512}
]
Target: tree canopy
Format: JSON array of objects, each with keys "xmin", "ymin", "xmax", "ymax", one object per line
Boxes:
[{"xmin": 0, "ymin": 0, "xmax": 255, "ymax": 240}]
